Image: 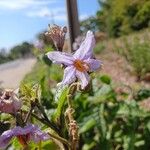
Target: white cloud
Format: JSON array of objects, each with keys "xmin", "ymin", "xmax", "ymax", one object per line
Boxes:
[
  {"xmin": 27, "ymin": 7, "xmax": 51, "ymax": 17},
  {"xmin": 79, "ymin": 14, "xmax": 89, "ymax": 21},
  {"xmin": 0, "ymin": 0, "xmax": 67, "ymax": 21},
  {"xmin": 0, "ymin": 0, "xmax": 56, "ymax": 10},
  {"xmin": 27, "ymin": 7, "xmax": 65, "ymax": 17},
  {"xmin": 54, "ymin": 14, "xmax": 67, "ymax": 21},
  {"xmin": 26, "ymin": 7, "xmax": 67, "ymax": 21}
]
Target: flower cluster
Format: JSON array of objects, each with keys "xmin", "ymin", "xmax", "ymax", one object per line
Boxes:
[{"xmin": 47, "ymin": 31, "xmax": 102, "ymax": 89}]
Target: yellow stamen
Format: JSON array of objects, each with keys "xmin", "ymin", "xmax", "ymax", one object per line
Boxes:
[{"xmin": 74, "ymin": 60, "xmax": 89, "ymax": 72}]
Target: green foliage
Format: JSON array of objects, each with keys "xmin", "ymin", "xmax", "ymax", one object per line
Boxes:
[
  {"xmin": 132, "ymin": 1, "xmax": 150, "ymax": 30},
  {"xmin": 94, "ymin": 41, "xmax": 106, "ymax": 54},
  {"xmin": 19, "ymin": 84, "xmax": 41, "ymax": 108},
  {"xmin": 129, "ymin": 40, "xmax": 150, "ymax": 78},
  {"xmin": 75, "ymin": 78, "xmax": 150, "ymax": 150},
  {"xmin": 100, "ymin": 75, "xmax": 111, "ymax": 84},
  {"xmin": 10, "ymin": 42, "xmax": 33, "ymax": 59},
  {"xmin": 135, "ymin": 89, "xmax": 150, "ymax": 101},
  {"xmin": 0, "ymin": 42, "xmax": 34, "ymax": 64},
  {"xmin": 52, "ymin": 86, "xmax": 68, "ymax": 122},
  {"xmin": 97, "ymin": 0, "xmax": 150, "ymax": 37},
  {"xmin": 20, "ymin": 55, "xmax": 150, "ymax": 150},
  {"xmin": 80, "ymin": 17, "xmax": 99, "ymax": 33},
  {"xmin": 80, "ymin": 118, "xmax": 96, "ymax": 134},
  {"xmin": 114, "ymin": 34, "xmax": 150, "ymax": 79},
  {"xmin": 0, "ymin": 48, "xmax": 12, "ymax": 64}
]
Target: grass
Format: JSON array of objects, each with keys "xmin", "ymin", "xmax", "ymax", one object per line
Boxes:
[
  {"xmin": 95, "ymin": 28, "xmax": 150, "ymax": 80},
  {"xmin": 22, "ymin": 57, "xmax": 63, "ymax": 87}
]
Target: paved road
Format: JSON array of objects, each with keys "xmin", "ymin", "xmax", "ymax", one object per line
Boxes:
[{"xmin": 0, "ymin": 58, "xmax": 36, "ymax": 89}]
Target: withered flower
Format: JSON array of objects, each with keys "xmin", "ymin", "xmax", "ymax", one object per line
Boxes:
[
  {"xmin": 45, "ymin": 24, "xmax": 67, "ymax": 51},
  {"xmin": 0, "ymin": 89, "xmax": 22, "ymax": 114}
]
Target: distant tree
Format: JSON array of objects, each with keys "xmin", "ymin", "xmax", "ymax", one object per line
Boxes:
[
  {"xmin": 80, "ymin": 17, "xmax": 99, "ymax": 33},
  {"xmin": 0, "ymin": 48, "xmax": 11, "ymax": 64},
  {"xmin": 10, "ymin": 42, "xmax": 33, "ymax": 59}
]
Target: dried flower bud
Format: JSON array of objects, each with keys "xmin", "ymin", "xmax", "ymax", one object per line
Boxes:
[
  {"xmin": 0, "ymin": 89, "xmax": 22, "ymax": 114},
  {"xmin": 45, "ymin": 24, "xmax": 67, "ymax": 51},
  {"xmin": 65, "ymin": 108, "xmax": 79, "ymax": 143}
]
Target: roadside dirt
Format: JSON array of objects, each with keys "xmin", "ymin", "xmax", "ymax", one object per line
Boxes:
[
  {"xmin": 0, "ymin": 58, "xmax": 36, "ymax": 89},
  {"xmin": 98, "ymin": 50, "xmax": 150, "ymax": 89}
]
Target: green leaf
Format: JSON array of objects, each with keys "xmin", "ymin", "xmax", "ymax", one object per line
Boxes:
[
  {"xmin": 100, "ymin": 75, "xmax": 111, "ymax": 84},
  {"xmin": 52, "ymin": 86, "xmax": 68, "ymax": 122},
  {"xmin": 92, "ymin": 84, "xmax": 114, "ymax": 103},
  {"xmin": 12, "ymin": 138, "xmax": 23, "ymax": 149},
  {"xmin": 19, "ymin": 83, "xmax": 41, "ymax": 102},
  {"xmin": 146, "ymin": 121, "xmax": 150, "ymax": 132},
  {"xmin": 99, "ymin": 104, "xmax": 107, "ymax": 139},
  {"xmin": 80, "ymin": 118, "xmax": 96, "ymax": 133},
  {"xmin": 117, "ymin": 103, "xmax": 130, "ymax": 116},
  {"xmin": 135, "ymin": 140, "xmax": 145, "ymax": 147},
  {"xmin": 82, "ymin": 142, "xmax": 96, "ymax": 150}
]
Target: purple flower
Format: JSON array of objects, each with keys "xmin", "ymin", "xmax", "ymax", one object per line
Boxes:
[
  {"xmin": 0, "ymin": 90, "xmax": 22, "ymax": 114},
  {"xmin": 47, "ymin": 31, "xmax": 102, "ymax": 89},
  {"xmin": 0, "ymin": 124, "xmax": 50, "ymax": 148},
  {"xmin": 34, "ymin": 40, "xmax": 44, "ymax": 50}
]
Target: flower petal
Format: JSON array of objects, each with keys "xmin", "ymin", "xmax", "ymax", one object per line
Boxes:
[
  {"xmin": 12, "ymin": 124, "xmax": 37, "ymax": 136},
  {"xmin": 62, "ymin": 66, "xmax": 76, "ymax": 85},
  {"xmin": 76, "ymin": 71, "xmax": 90, "ymax": 89},
  {"xmin": 85, "ymin": 59, "xmax": 102, "ymax": 71},
  {"xmin": 0, "ymin": 124, "xmax": 49, "ymax": 148},
  {"xmin": 0, "ymin": 129, "xmax": 14, "ymax": 148},
  {"xmin": 31, "ymin": 129, "xmax": 50, "ymax": 143},
  {"xmin": 73, "ymin": 31, "xmax": 95, "ymax": 60},
  {"xmin": 46, "ymin": 51, "xmax": 74, "ymax": 65}
]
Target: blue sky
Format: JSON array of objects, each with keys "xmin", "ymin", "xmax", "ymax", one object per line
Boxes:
[{"xmin": 0, "ymin": 0, "xmax": 99, "ymax": 50}]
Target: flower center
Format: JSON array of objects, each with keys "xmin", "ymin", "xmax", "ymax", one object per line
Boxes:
[
  {"xmin": 74, "ymin": 59, "xmax": 89, "ymax": 72},
  {"xmin": 17, "ymin": 133, "xmax": 30, "ymax": 147}
]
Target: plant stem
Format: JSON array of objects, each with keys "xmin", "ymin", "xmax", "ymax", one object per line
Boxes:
[
  {"xmin": 38, "ymin": 141, "xmax": 42, "ymax": 150},
  {"xmin": 24, "ymin": 107, "xmax": 33, "ymax": 124},
  {"xmin": 65, "ymin": 84, "xmax": 79, "ymax": 150},
  {"xmin": 48, "ymin": 132, "xmax": 71, "ymax": 149},
  {"xmin": 31, "ymin": 113, "xmax": 59, "ymax": 134},
  {"xmin": 35, "ymin": 102, "xmax": 60, "ymax": 133}
]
